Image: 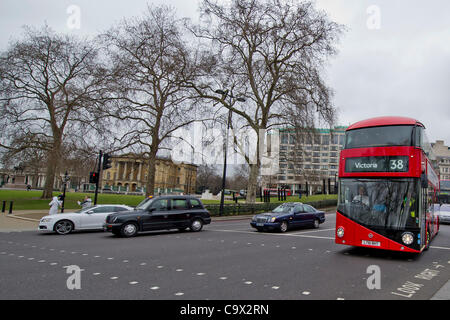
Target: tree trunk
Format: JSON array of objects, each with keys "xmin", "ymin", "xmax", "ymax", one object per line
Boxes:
[
  {"xmin": 246, "ymin": 163, "xmax": 260, "ymax": 203},
  {"xmin": 41, "ymin": 133, "xmax": 62, "ymax": 199},
  {"xmin": 145, "ymin": 149, "xmax": 158, "ymax": 197},
  {"xmin": 245, "ymin": 126, "xmax": 263, "ymax": 203},
  {"xmin": 41, "ymin": 150, "xmax": 58, "ymax": 198}
]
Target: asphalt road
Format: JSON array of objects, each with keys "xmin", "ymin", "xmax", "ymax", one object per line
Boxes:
[{"xmin": 1, "ymin": 211, "xmax": 449, "ymax": 300}]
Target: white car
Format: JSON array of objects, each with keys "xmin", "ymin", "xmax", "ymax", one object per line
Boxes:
[{"xmin": 39, "ymin": 204, "xmax": 133, "ymax": 235}]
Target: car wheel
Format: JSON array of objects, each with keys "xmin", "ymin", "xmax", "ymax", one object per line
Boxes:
[
  {"xmin": 313, "ymin": 219, "xmax": 320, "ymax": 229},
  {"xmin": 54, "ymin": 220, "xmax": 74, "ymax": 235},
  {"xmin": 189, "ymin": 218, "xmax": 203, "ymax": 232},
  {"xmin": 280, "ymin": 221, "xmax": 288, "ymax": 233},
  {"xmin": 120, "ymin": 222, "xmax": 138, "ymax": 237}
]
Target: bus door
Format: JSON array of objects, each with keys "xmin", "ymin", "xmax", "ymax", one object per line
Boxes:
[{"xmin": 418, "ymin": 185, "xmax": 425, "ymax": 250}]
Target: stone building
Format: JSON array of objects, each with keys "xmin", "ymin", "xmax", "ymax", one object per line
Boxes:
[
  {"xmin": 431, "ymin": 140, "xmax": 450, "ymax": 180},
  {"xmin": 101, "ymin": 154, "xmax": 197, "ymax": 194}
]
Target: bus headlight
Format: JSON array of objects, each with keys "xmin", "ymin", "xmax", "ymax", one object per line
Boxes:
[
  {"xmin": 337, "ymin": 227, "xmax": 345, "ymax": 238},
  {"xmin": 401, "ymin": 232, "xmax": 414, "ymax": 245}
]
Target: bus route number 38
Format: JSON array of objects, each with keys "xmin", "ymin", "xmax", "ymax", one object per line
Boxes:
[{"xmin": 389, "ymin": 159, "xmax": 405, "ymax": 171}]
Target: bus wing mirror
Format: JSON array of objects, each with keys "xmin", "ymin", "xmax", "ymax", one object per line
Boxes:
[{"xmin": 420, "ymin": 173, "xmax": 428, "ymax": 188}]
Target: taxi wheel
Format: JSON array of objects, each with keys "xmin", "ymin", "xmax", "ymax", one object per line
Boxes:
[
  {"xmin": 120, "ymin": 222, "xmax": 138, "ymax": 237},
  {"xmin": 189, "ymin": 218, "xmax": 203, "ymax": 232},
  {"xmin": 280, "ymin": 221, "xmax": 288, "ymax": 233}
]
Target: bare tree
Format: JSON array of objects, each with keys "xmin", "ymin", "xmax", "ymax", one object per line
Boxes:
[
  {"xmin": 0, "ymin": 26, "xmax": 106, "ymax": 198},
  {"xmin": 101, "ymin": 5, "xmax": 199, "ymax": 196},
  {"xmin": 187, "ymin": 0, "xmax": 344, "ymax": 202}
]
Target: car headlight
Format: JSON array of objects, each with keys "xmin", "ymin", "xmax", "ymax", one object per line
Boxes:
[
  {"xmin": 252, "ymin": 215, "xmax": 257, "ymax": 221},
  {"xmin": 336, "ymin": 226, "xmax": 345, "ymax": 238},
  {"xmin": 40, "ymin": 218, "xmax": 53, "ymax": 223},
  {"xmin": 401, "ymin": 232, "xmax": 414, "ymax": 245},
  {"xmin": 270, "ymin": 217, "xmax": 276, "ymax": 222}
]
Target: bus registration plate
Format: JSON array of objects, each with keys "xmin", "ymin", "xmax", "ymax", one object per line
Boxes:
[{"xmin": 362, "ymin": 240, "xmax": 381, "ymax": 247}]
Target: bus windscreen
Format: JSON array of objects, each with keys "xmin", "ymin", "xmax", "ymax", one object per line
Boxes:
[
  {"xmin": 345, "ymin": 125, "xmax": 414, "ymax": 149},
  {"xmin": 337, "ymin": 178, "xmax": 419, "ymax": 229}
]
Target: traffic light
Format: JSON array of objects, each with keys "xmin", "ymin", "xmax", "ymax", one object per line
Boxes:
[
  {"xmin": 102, "ymin": 153, "xmax": 112, "ymax": 170},
  {"xmin": 89, "ymin": 171, "xmax": 98, "ymax": 184}
]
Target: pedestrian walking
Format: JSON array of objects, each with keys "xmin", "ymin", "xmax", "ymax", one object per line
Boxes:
[
  {"xmin": 48, "ymin": 196, "xmax": 62, "ymax": 215},
  {"xmin": 77, "ymin": 196, "xmax": 92, "ymax": 210}
]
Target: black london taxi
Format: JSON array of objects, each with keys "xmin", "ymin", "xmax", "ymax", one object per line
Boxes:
[
  {"xmin": 104, "ymin": 195, "xmax": 211, "ymax": 237},
  {"xmin": 250, "ymin": 202, "xmax": 325, "ymax": 232}
]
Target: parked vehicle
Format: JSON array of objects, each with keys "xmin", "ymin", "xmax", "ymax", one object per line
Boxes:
[
  {"xmin": 39, "ymin": 205, "xmax": 133, "ymax": 235},
  {"xmin": 104, "ymin": 195, "xmax": 211, "ymax": 237},
  {"xmin": 438, "ymin": 204, "xmax": 450, "ymax": 224},
  {"xmin": 250, "ymin": 202, "xmax": 325, "ymax": 232}
]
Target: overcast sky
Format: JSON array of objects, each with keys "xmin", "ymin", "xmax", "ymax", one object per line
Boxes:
[{"xmin": 1, "ymin": 0, "xmax": 449, "ymax": 145}]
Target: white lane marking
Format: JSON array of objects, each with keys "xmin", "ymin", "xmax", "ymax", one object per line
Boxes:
[
  {"xmin": 244, "ymin": 281, "xmax": 253, "ymax": 285},
  {"xmin": 272, "ymin": 286, "xmax": 280, "ymax": 290},
  {"xmin": 196, "ymin": 273, "xmax": 206, "ymax": 276},
  {"xmin": 93, "ymin": 273, "xmax": 101, "ymax": 276},
  {"xmin": 107, "ymin": 257, "xmax": 114, "ymax": 260},
  {"xmin": 157, "ymin": 266, "xmax": 164, "ymax": 269},
  {"xmin": 430, "ymin": 246, "xmax": 450, "ymax": 251},
  {"xmin": 94, "ymin": 256, "xmax": 100, "ymax": 258},
  {"xmin": 211, "ymin": 229, "xmax": 334, "ymax": 240},
  {"xmin": 140, "ymin": 262, "xmax": 147, "ymax": 266},
  {"xmin": 150, "ymin": 286, "xmax": 160, "ymax": 290},
  {"xmin": 302, "ymin": 291, "xmax": 311, "ymax": 295},
  {"xmin": 82, "ymin": 253, "xmax": 88, "ymax": 256},
  {"xmin": 290, "ymin": 228, "xmax": 335, "ymax": 235},
  {"xmin": 129, "ymin": 281, "xmax": 139, "ymax": 285},
  {"xmin": 50, "ymin": 262, "xmax": 58, "ymax": 266},
  {"xmin": 219, "ymin": 277, "xmax": 228, "ymax": 280},
  {"xmin": 176, "ymin": 269, "xmax": 183, "ymax": 272},
  {"xmin": 123, "ymin": 260, "xmax": 129, "ymax": 263},
  {"xmin": 110, "ymin": 277, "xmax": 119, "ymax": 280},
  {"xmin": 38, "ymin": 260, "xmax": 46, "ymax": 263},
  {"xmin": 174, "ymin": 292, "xmax": 184, "ymax": 296}
]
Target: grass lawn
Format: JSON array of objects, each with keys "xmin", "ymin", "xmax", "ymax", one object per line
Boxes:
[
  {"xmin": 0, "ymin": 189, "xmax": 236, "ymax": 211},
  {"xmin": 0, "ymin": 189, "xmax": 337, "ymax": 211}
]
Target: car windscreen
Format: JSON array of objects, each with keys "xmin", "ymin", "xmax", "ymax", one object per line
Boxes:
[
  {"xmin": 136, "ymin": 197, "xmax": 154, "ymax": 210},
  {"xmin": 272, "ymin": 204, "xmax": 294, "ymax": 213},
  {"xmin": 345, "ymin": 125, "xmax": 414, "ymax": 149}
]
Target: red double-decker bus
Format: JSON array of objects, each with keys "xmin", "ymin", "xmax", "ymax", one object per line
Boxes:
[{"xmin": 335, "ymin": 116, "xmax": 439, "ymax": 253}]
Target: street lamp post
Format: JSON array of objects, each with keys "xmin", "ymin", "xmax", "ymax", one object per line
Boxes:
[
  {"xmin": 61, "ymin": 171, "xmax": 69, "ymax": 213},
  {"xmin": 215, "ymin": 89, "xmax": 245, "ymax": 216}
]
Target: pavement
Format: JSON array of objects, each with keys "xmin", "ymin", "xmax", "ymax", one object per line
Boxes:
[{"xmin": 0, "ymin": 211, "xmax": 40, "ymax": 232}]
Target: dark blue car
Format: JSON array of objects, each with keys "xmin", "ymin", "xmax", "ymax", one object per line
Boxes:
[{"xmin": 250, "ymin": 202, "xmax": 325, "ymax": 232}]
